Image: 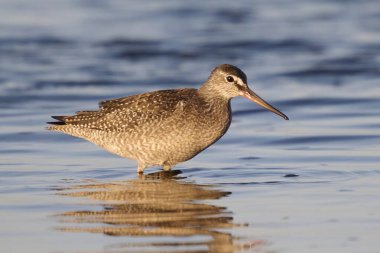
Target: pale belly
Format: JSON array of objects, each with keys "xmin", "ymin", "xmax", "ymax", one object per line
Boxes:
[
  {"xmin": 117, "ymin": 121, "xmax": 228, "ymax": 166},
  {"xmin": 98, "ymin": 112, "xmax": 231, "ymax": 167}
]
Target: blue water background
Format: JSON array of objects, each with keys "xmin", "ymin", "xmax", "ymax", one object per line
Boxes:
[{"xmin": 1, "ymin": 0, "xmax": 380, "ymax": 252}]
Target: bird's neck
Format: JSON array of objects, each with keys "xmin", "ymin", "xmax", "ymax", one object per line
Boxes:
[
  {"xmin": 198, "ymin": 81, "xmax": 230, "ymax": 104},
  {"xmin": 197, "ymin": 83, "xmax": 231, "ymax": 116}
]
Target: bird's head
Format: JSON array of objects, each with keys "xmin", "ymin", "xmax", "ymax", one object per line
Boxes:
[{"xmin": 203, "ymin": 64, "xmax": 288, "ymax": 120}]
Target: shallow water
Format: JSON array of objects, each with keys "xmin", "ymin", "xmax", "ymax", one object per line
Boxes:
[{"xmin": 1, "ymin": 0, "xmax": 380, "ymax": 252}]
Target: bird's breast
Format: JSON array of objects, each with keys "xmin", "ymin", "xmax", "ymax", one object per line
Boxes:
[{"xmin": 180, "ymin": 99, "xmax": 232, "ymax": 148}]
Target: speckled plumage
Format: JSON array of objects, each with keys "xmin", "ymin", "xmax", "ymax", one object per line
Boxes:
[{"xmin": 48, "ymin": 64, "xmax": 288, "ymax": 173}]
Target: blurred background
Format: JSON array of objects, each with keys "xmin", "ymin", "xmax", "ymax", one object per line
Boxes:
[{"xmin": 0, "ymin": 0, "xmax": 380, "ymax": 252}]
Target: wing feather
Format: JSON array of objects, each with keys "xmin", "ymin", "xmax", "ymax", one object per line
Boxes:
[{"xmin": 48, "ymin": 89, "xmax": 197, "ymax": 132}]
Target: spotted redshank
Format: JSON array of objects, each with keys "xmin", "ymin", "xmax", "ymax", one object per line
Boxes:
[{"xmin": 48, "ymin": 64, "xmax": 288, "ymax": 173}]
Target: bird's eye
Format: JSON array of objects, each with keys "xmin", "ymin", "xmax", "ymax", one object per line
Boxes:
[{"xmin": 226, "ymin": 76, "xmax": 234, "ymax": 82}]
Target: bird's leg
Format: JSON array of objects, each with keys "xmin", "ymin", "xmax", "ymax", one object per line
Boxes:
[
  {"xmin": 162, "ymin": 162, "xmax": 172, "ymax": 171},
  {"xmin": 137, "ymin": 163, "xmax": 146, "ymax": 174}
]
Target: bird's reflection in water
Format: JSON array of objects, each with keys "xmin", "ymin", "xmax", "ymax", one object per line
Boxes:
[{"xmin": 57, "ymin": 170, "xmax": 261, "ymax": 253}]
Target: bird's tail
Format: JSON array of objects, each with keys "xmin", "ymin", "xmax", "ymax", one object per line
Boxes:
[{"xmin": 47, "ymin": 116, "xmax": 67, "ymax": 126}]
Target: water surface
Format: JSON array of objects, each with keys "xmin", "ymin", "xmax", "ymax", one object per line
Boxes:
[{"xmin": 1, "ymin": 0, "xmax": 380, "ymax": 252}]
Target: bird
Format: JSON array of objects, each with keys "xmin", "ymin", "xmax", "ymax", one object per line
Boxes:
[{"xmin": 48, "ymin": 64, "xmax": 288, "ymax": 174}]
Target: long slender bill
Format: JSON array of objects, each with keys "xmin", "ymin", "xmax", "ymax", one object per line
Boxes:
[{"xmin": 242, "ymin": 88, "xmax": 289, "ymax": 120}]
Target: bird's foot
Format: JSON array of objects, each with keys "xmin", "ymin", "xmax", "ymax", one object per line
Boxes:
[
  {"xmin": 137, "ymin": 163, "xmax": 146, "ymax": 174},
  {"xmin": 162, "ymin": 162, "xmax": 172, "ymax": 171}
]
